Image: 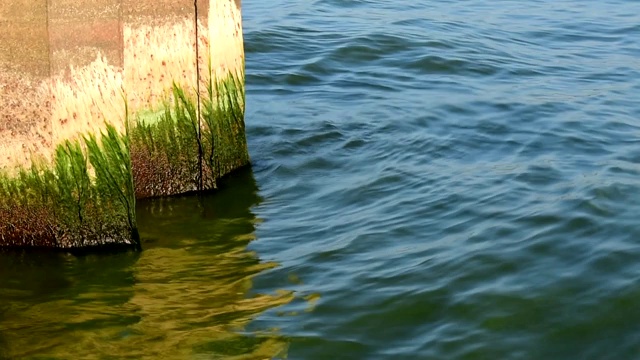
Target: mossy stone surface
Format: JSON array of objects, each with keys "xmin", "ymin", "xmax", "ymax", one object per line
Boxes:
[{"xmin": 0, "ymin": 124, "xmax": 139, "ymax": 249}]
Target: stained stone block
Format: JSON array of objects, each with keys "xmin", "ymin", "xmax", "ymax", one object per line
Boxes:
[
  {"xmin": 0, "ymin": 0, "xmax": 248, "ymax": 249},
  {"xmin": 47, "ymin": 0, "xmax": 126, "ymax": 147},
  {"xmin": 0, "ymin": 0, "xmax": 51, "ymax": 168},
  {"xmin": 124, "ymin": 0, "xmax": 249, "ymax": 198},
  {"xmin": 122, "ymin": 0, "xmax": 201, "ymax": 198},
  {"xmin": 122, "ymin": 0, "xmax": 197, "ymax": 109}
]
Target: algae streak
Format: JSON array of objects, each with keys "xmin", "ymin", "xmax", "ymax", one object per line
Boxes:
[
  {"xmin": 0, "ymin": 124, "xmax": 139, "ymax": 249},
  {"xmin": 130, "ymin": 73, "xmax": 249, "ymax": 198}
]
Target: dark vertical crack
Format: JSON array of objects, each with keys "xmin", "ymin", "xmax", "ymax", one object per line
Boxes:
[{"xmin": 194, "ymin": 0, "xmax": 204, "ymax": 192}]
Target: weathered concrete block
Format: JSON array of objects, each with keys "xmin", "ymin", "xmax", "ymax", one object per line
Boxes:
[
  {"xmin": 126, "ymin": 0, "xmax": 249, "ymax": 198},
  {"xmin": 0, "ymin": 0, "xmax": 248, "ymax": 249}
]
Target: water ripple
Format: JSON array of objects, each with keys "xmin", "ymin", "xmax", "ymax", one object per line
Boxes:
[{"xmin": 245, "ymin": 0, "xmax": 640, "ymax": 345}]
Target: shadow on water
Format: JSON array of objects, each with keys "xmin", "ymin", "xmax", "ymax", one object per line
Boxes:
[{"xmin": 0, "ymin": 168, "xmax": 293, "ymax": 359}]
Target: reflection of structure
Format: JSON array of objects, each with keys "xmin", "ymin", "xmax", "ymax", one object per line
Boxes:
[
  {"xmin": 0, "ymin": 169, "xmax": 294, "ymax": 359},
  {"xmin": 0, "ymin": 0, "xmax": 249, "ymax": 248}
]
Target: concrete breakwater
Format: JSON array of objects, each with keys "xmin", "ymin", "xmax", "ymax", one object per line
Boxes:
[{"xmin": 0, "ymin": 0, "xmax": 249, "ymax": 249}]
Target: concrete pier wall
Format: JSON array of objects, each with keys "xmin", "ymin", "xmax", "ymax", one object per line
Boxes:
[{"xmin": 0, "ymin": 0, "xmax": 248, "ymax": 249}]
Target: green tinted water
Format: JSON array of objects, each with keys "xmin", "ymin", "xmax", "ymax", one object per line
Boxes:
[{"xmin": 0, "ymin": 170, "xmax": 294, "ymax": 359}]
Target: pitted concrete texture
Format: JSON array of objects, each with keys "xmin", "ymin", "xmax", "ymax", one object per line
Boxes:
[
  {"xmin": 209, "ymin": 0, "xmax": 244, "ymax": 80},
  {"xmin": 0, "ymin": 71, "xmax": 52, "ymax": 168},
  {"xmin": 123, "ymin": 0, "xmax": 198, "ymax": 112},
  {"xmin": 1, "ymin": 0, "xmax": 244, "ymax": 170},
  {"xmin": 48, "ymin": 1, "xmax": 122, "ymax": 73},
  {"xmin": 0, "ymin": 0, "xmax": 51, "ymax": 168}
]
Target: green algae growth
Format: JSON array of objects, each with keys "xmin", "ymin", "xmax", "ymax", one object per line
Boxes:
[{"xmin": 0, "ymin": 73, "xmax": 249, "ymax": 250}]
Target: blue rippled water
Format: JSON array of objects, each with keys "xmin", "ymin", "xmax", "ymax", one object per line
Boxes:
[{"xmin": 244, "ymin": 0, "xmax": 640, "ymax": 358}]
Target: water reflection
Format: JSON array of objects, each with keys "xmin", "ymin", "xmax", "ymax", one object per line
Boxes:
[{"xmin": 0, "ymin": 168, "xmax": 293, "ymax": 359}]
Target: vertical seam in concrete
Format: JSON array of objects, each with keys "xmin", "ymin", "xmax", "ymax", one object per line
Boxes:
[
  {"xmin": 46, "ymin": 0, "xmax": 51, "ymax": 76},
  {"xmin": 119, "ymin": 0, "xmax": 124, "ymax": 71},
  {"xmin": 194, "ymin": 0, "xmax": 203, "ymax": 192}
]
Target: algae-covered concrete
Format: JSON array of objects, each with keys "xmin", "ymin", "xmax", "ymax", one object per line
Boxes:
[
  {"xmin": 0, "ymin": 0, "xmax": 249, "ymax": 249},
  {"xmin": 125, "ymin": 0, "xmax": 249, "ymax": 198}
]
